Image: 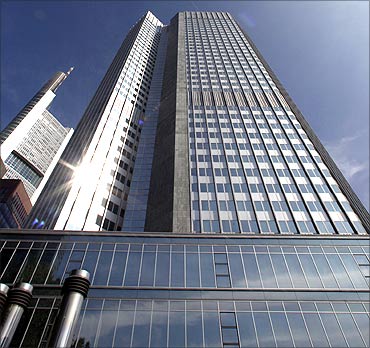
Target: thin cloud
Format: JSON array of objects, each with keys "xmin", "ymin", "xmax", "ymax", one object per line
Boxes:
[{"xmin": 324, "ymin": 132, "xmax": 369, "ymax": 180}]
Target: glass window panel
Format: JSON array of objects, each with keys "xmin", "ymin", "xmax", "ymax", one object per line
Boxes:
[
  {"xmin": 80, "ymin": 250, "xmax": 99, "ymax": 283},
  {"xmin": 1, "ymin": 249, "xmax": 28, "ymax": 283},
  {"xmin": 284, "ymin": 254, "xmax": 308, "ymax": 288},
  {"xmin": 47, "ymin": 249, "xmax": 72, "ymax": 284},
  {"xmin": 340, "ymin": 254, "xmax": 368, "ymax": 288},
  {"xmin": 270, "ymin": 312, "xmax": 294, "ymax": 347},
  {"xmin": 139, "ymin": 252, "xmax": 155, "ymax": 286},
  {"xmin": 286, "ymin": 312, "xmax": 312, "ymax": 348},
  {"xmin": 96, "ymin": 310, "xmax": 119, "ymax": 348},
  {"xmin": 32, "ymin": 250, "xmax": 57, "ymax": 284},
  {"xmin": 215, "ymin": 264, "xmax": 228, "ymax": 274},
  {"xmin": 214, "ymin": 253, "xmax": 227, "ymax": 263},
  {"xmin": 150, "ymin": 311, "xmax": 168, "ymax": 348},
  {"xmin": 113, "ymin": 309, "xmax": 134, "ymax": 348},
  {"xmin": 187, "ymin": 311, "xmax": 203, "ymax": 347},
  {"xmin": 200, "ymin": 253, "xmax": 216, "ymax": 287},
  {"xmin": 203, "ymin": 312, "xmax": 222, "ymax": 347},
  {"xmin": 17, "ymin": 249, "xmax": 43, "ymax": 283},
  {"xmin": 124, "ymin": 251, "xmax": 142, "ymax": 286},
  {"xmin": 186, "ymin": 252, "xmax": 200, "ymax": 287},
  {"xmin": 155, "ymin": 251, "xmax": 170, "ymax": 287},
  {"xmin": 168, "ymin": 311, "xmax": 186, "ymax": 347},
  {"xmin": 77, "ymin": 310, "xmax": 101, "ymax": 347},
  {"xmin": 336, "ymin": 313, "xmax": 365, "ymax": 347},
  {"xmin": 171, "ymin": 253, "xmax": 185, "ymax": 287},
  {"xmin": 131, "ymin": 310, "xmax": 151, "ymax": 347},
  {"xmin": 298, "ymin": 254, "xmax": 323, "ymax": 288},
  {"xmin": 216, "ymin": 275, "xmax": 231, "ymax": 287},
  {"xmin": 270, "ymin": 254, "xmax": 293, "ymax": 288},
  {"xmin": 253, "ymin": 312, "xmax": 276, "ymax": 347},
  {"xmin": 108, "ymin": 252, "xmax": 127, "ymax": 286},
  {"xmin": 352, "ymin": 313, "xmax": 370, "ymax": 347},
  {"xmin": 256, "ymin": 254, "xmax": 277, "ymax": 288},
  {"xmin": 220, "ymin": 312, "xmax": 236, "ymax": 327},
  {"xmin": 228, "ymin": 253, "xmax": 247, "ymax": 287},
  {"xmin": 303, "ymin": 313, "xmax": 330, "ymax": 347},
  {"xmin": 311, "ymin": 254, "xmax": 338, "ymax": 288},
  {"xmin": 236, "ymin": 312, "xmax": 258, "ymax": 347},
  {"xmin": 20, "ymin": 308, "xmax": 50, "ymax": 348},
  {"xmin": 222, "ymin": 328, "xmax": 239, "ymax": 344},
  {"xmin": 94, "ymin": 251, "xmax": 113, "ymax": 285},
  {"xmin": 242, "ymin": 253, "xmax": 262, "ymax": 288},
  {"xmin": 326, "ymin": 254, "xmax": 353, "ymax": 288},
  {"xmin": 0, "ymin": 249, "xmax": 14, "ymax": 276},
  {"xmin": 320, "ymin": 313, "xmax": 347, "ymax": 347}
]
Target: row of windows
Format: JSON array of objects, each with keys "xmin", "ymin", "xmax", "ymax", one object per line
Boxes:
[
  {"xmin": 1, "ymin": 240, "xmax": 368, "ymax": 288},
  {"xmin": 13, "ymin": 297, "xmax": 369, "ymax": 348}
]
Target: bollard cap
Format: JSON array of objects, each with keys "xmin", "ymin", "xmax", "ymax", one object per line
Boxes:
[
  {"xmin": 15, "ymin": 283, "xmax": 33, "ymax": 294},
  {"xmin": 70, "ymin": 269, "xmax": 90, "ymax": 281},
  {"xmin": 0, "ymin": 283, "xmax": 9, "ymax": 295},
  {"xmin": 8, "ymin": 283, "xmax": 33, "ymax": 308},
  {"xmin": 62, "ymin": 269, "xmax": 91, "ymax": 298}
]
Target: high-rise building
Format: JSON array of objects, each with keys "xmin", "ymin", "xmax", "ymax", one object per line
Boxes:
[
  {"xmin": 0, "ymin": 179, "xmax": 32, "ymax": 228},
  {"xmin": 0, "ymin": 70, "xmax": 74, "ymax": 204},
  {"xmin": 25, "ymin": 12, "xmax": 163, "ymax": 231},
  {"xmin": 1, "ymin": 11, "xmax": 369, "ymax": 348}
]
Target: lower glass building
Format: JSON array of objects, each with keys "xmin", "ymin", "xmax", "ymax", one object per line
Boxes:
[{"xmin": 0, "ymin": 230, "xmax": 369, "ymax": 347}]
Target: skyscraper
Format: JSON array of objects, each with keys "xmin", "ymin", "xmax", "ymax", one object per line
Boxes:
[
  {"xmin": 1, "ymin": 11, "xmax": 369, "ymax": 348},
  {"xmin": 27, "ymin": 12, "xmax": 369, "ymax": 235},
  {"xmin": 0, "ymin": 70, "xmax": 74, "ymax": 204},
  {"xmin": 26, "ymin": 12, "xmax": 163, "ymax": 231}
]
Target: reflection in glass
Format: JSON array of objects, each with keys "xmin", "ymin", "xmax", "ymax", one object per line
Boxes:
[
  {"xmin": 168, "ymin": 311, "xmax": 185, "ymax": 347},
  {"xmin": 286, "ymin": 312, "xmax": 312, "ymax": 347},
  {"xmin": 242, "ymin": 253, "xmax": 262, "ymax": 288},
  {"xmin": 270, "ymin": 312, "xmax": 294, "ymax": 347},
  {"xmin": 140, "ymin": 252, "xmax": 155, "ymax": 286},
  {"xmin": 236, "ymin": 312, "xmax": 258, "ymax": 347},
  {"xmin": 171, "ymin": 253, "xmax": 184, "ymax": 287},
  {"xmin": 270, "ymin": 254, "xmax": 293, "ymax": 288},
  {"xmin": 113, "ymin": 309, "xmax": 134, "ymax": 348},
  {"xmin": 155, "ymin": 252, "xmax": 170, "ymax": 286},
  {"xmin": 108, "ymin": 251, "xmax": 127, "ymax": 286},
  {"xmin": 254, "ymin": 312, "xmax": 276, "ymax": 347},
  {"xmin": 131, "ymin": 310, "xmax": 151, "ymax": 347},
  {"xmin": 303, "ymin": 313, "xmax": 330, "ymax": 347},
  {"xmin": 150, "ymin": 311, "xmax": 168, "ymax": 348},
  {"xmin": 187, "ymin": 311, "xmax": 203, "ymax": 347},
  {"xmin": 96, "ymin": 310, "xmax": 119, "ymax": 348},
  {"xmin": 124, "ymin": 251, "xmax": 141, "ymax": 286},
  {"xmin": 336, "ymin": 313, "xmax": 365, "ymax": 347}
]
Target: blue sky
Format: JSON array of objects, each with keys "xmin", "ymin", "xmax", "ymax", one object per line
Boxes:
[{"xmin": 1, "ymin": 1, "xmax": 369, "ymax": 209}]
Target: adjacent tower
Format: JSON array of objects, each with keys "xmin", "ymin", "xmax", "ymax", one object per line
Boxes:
[
  {"xmin": 0, "ymin": 70, "xmax": 74, "ymax": 204},
  {"xmin": 26, "ymin": 12, "xmax": 163, "ymax": 230}
]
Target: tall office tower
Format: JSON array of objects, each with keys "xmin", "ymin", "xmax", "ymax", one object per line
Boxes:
[
  {"xmin": 0, "ymin": 71, "xmax": 74, "ymax": 204},
  {"xmin": 0, "ymin": 179, "xmax": 32, "ymax": 228},
  {"xmin": 26, "ymin": 11, "xmax": 163, "ymax": 230},
  {"xmin": 4, "ymin": 11, "xmax": 368, "ymax": 348}
]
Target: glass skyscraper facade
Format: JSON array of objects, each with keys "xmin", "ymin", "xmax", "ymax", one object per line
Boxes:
[
  {"xmin": 0, "ymin": 71, "xmax": 74, "ymax": 204},
  {"xmin": 1, "ymin": 11, "xmax": 369, "ymax": 348}
]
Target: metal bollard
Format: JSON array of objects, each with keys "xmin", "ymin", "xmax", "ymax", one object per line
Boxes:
[
  {"xmin": 0, "ymin": 283, "xmax": 33, "ymax": 348},
  {"xmin": 0, "ymin": 285, "xmax": 9, "ymax": 318},
  {"xmin": 49, "ymin": 270, "xmax": 90, "ymax": 348}
]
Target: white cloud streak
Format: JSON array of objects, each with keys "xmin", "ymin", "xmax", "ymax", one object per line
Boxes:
[{"xmin": 324, "ymin": 132, "xmax": 369, "ymax": 180}]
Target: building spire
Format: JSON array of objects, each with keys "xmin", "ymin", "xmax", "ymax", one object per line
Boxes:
[{"xmin": 66, "ymin": 67, "xmax": 74, "ymax": 76}]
